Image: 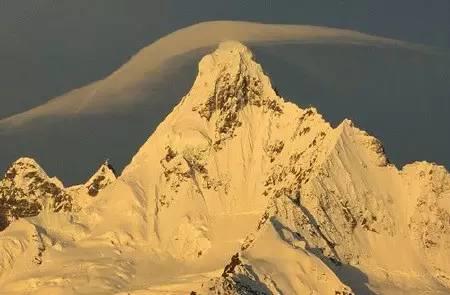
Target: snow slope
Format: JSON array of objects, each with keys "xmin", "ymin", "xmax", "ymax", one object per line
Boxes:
[{"xmin": 0, "ymin": 41, "xmax": 449, "ymax": 294}]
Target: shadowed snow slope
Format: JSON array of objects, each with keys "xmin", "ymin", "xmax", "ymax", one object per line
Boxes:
[
  {"xmin": 0, "ymin": 41, "xmax": 449, "ymax": 295},
  {"xmin": 0, "ymin": 21, "xmax": 448, "ymax": 184}
]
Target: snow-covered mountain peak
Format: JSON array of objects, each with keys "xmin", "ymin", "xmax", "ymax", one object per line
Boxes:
[
  {"xmin": 6, "ymin": 157, "xmax": 45, "ymax": 178},
  {"xmin": 0, "ymin": 157, "xmax": 118, "ymax": 232},
  {"xmin": 123, "ymin": 41, "xmax": 288, "ymax": 175},
  {"xmin": 0, "ymin": 157, "xmax": 73, "ymax": 231},
  {"xmin": 195, "ymin": 40, "xmax": 256, "ymax": 83},
  {"xmin": 1, "ymin": 41, "xmax": 450, "ymax": 294},
  {"xmin": 3, "ymin": 157, "xmax": 64, "ymax": 192},
  {"xmin": 185, "ymin": 41, "xmax": 282, "ymax": 121}
]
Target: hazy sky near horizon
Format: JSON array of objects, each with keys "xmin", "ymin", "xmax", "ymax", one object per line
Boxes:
[{"xmin": 0, "ymin": 0, "xmax": 449, "ymax": 118}]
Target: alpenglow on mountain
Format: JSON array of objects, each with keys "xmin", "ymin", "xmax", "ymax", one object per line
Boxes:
[{"xmin": 0, "ymin": 41, "xmax": 449, "ymax": 294}]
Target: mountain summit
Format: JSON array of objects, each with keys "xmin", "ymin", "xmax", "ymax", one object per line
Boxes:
[
  {"xmin": 167, "ymin": 40, "xmax": 283, "ymax": 149},
  {"xmin": 0, "ymin": 41, "xmax": 449, "ymax": 295}
]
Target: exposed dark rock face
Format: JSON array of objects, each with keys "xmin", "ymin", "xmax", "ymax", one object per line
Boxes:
[
  {"xmin": 206, "ymin": 253, "xmax": 273, "ymax": 295},
  {"xmin": 222, "ymin": 253, "xmax": 242, "ymax": 278},
  {"xmin": 85, "ymin": 161, "xmax": 117, "ymax": 197},
  {"xmin": 0, "ymin": 159, "xmax": 118, "ymax": 231},
  {"xmin": 87, "ymin": 175, "xmax": 106, "ymax": 197},
  {"xmin": 0, "ymin": 158, "xmax": 72, "ymax": 231}
]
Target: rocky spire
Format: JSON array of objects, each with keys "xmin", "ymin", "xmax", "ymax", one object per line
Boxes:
[{"xmin": 85, "ymin": 160, "xmax": 117, "ymax": 197}]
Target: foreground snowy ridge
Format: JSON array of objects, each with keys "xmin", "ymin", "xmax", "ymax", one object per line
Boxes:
[{"xmin": 0, "ymin": 41, "xmax": 449, "ymax": 294}]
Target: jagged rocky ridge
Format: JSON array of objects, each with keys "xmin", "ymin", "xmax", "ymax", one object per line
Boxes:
[
  {"xmin": 0, "ymin": 158, "xmax": 72, "ymax": 231},
  {"xmin": 0, "ymin": 159, "xmax": 116, "ymax": 231},
  {"xmin": 0, "ymin": 41, "xmax": 449, "ymax": 294}
]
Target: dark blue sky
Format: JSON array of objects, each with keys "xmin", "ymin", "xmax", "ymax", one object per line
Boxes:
[{"xmin": 0, "ymin": 0, "xmax": 449, "ymax": 118}]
